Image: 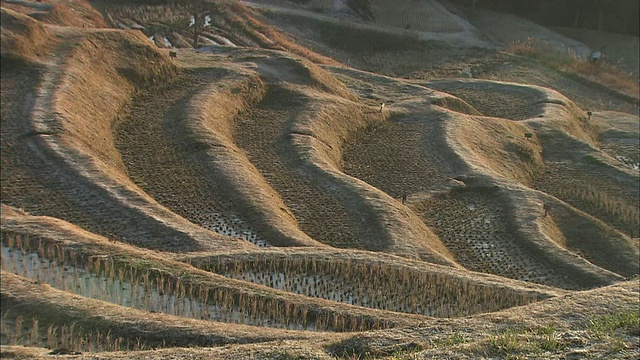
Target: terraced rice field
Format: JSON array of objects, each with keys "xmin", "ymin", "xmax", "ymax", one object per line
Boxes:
[
  {"xmin": 426, "ymin": 80, "xmax": 536, "ymax": 120},
  {"xmin": 343, "ymin": 117, "xmax": 452, "ymax": 198},
  {"xmin": 414, "ymin": 190, "xmax": 564, "ymax": 285},
  {"xmin": 115, "ymin": 71, "xmax": 268, "ymax": 247},
  {"xmin": 369, "ymin": 0, "xmax": 467, "ymax": 33},
  {"xmin": 1, "ymin": 2, "xmax": 638, "ymax": 358},
  {"xmin": 233, "ymin": 86, "xmax": 362, "ymax": 248},
  {"xmin": 189, "ymin": 253, "xmax": 550, "ymax": 317}
]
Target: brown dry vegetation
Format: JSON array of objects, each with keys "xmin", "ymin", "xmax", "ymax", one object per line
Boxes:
[
  {"xmin": 29, "ymin": 2, "xmax": 106, "ymax": 28},
  {"xmin": 506, "ymin": 37, "xmax": 639, "ymax": 101},
  {"xmin": 0, "ymin": 7, "xmax": 54, "ymax": 62},
  {"xmin": 1, "ymin": 0, "xmax": 638, "ymax": 359}
]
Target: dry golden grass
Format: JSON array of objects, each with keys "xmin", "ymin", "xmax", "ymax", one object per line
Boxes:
[
  {"xmin": 0, "ymin": 345, "xmax": 52, "ymax": 359},
  {"xmin": 402, "ymin": 78, "xmax": 636, "ymax": 286},
  {"xmin": 0, "ymin": 7, "xmax": 55, "ymax": 62},
  {"xmin": 229, "ymin": 1, "xmax": 341, "ymax": 66},
  {"xmin": 186, "ymin": 249, "xmax": 560, "ymax": 318},
  {"xmin": 506, "ymin": 38, "xmax": 639, "ymax": 101},
  {"xmin": 287, "ymin": 88, "xmax": 457, "ymax": 264},
  {"xmin": 517, "ymin": 82, "xmax": 602, "ymax": 150},
  {"xmin": 181, "ymin": 62, "xmax": 319, "ymax": 247},
  {"xmin": 0, "ymin": 211, "xmax": 429, "ymax": 335},
  {"xmin": 1, "ymin": 272, "xmax": 337, "ymax": 352},
  {"xmin": 0, "ymin": 27, "xmax": 247, "ymax": 253},
  {"xmin": 290, "ymin": 90, "xmax": 384, "ymax": 168},
  {"xmin": 552, "ymin": 26, "xmax": 640, "ymax": 76},
  {"xmin": 55, "ymin": 30, "xmax": 178, "ymax": 175},
  {"xmin": 449, "ymin": 114, "xmax": 544, "ymax": 185},
  {"xmin": 1, "ymin": 3, "xmax": 638, "ymax": 358},
  {"xmin": 176, "ymin": 50, "xmax": 457, "ymax": 258},
  {"xmin": 558, "ymin": 184, "xmax": 640, "ymax": 239},
  {"xmin": 534, "ymin": 195, "xmax": 639, "ymax": 278},
  {"xmin": 29, "ymin": 2, "xmax": 106, "ymax": 28},
  {"xmin": 245, "ymin": 53, "xmax": 356, "ymax": 100},
  {"xmin": 430, "ymin": 93, "xmax": 481, "ymax": 115},
  {"xmin": 329, "ymin": 280, "xmax": 638, "ymax": 358},
  {"xmin": 0, "ymin": 208, "xmax": 569, "ymax": 353}
]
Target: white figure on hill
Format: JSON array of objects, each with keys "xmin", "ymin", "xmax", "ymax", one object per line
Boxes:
[
  {"xmin": 589, "ymin": 47, "xmax": 603, "ymax": 64},
  {"xmin": 380, "ymin": 103, "xmax": 386, "ymax": 112}
]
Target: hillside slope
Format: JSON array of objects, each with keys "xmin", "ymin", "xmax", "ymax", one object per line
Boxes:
[{"xmin": 1, "ymin": 1, "xmax": 638, "ymax": 359}]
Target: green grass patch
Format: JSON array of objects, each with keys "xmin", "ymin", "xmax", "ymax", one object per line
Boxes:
[
  {"xmin": 532, "ymin": 324, "xmax": 565, "ymax": 352},
  {"xmin": 583, "ymin": 309, "xmax": 639, "ymax": 353},
  {"xmin": 433, "ymin": 332, "xmax": 468, "ymax": 349},
  {"xmin": 588, "ymin": 310, "xmax": 640, "ymax": 337},
  {"xmin": 482, "ymin": 325, "xmax": 568, "ymax": 357},
  {"xmin": 487, "ymin": 327, "xmax": 531, "ymax": 356}
]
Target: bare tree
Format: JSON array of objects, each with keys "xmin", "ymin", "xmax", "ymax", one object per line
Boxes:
[{"xmin": 176, "ymin": 0, "xmax": 211, "ymax": 48}]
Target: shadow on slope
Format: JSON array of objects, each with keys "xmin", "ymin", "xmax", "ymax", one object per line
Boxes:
[{"xmin": 1, "ymin": 17, "xmax": 247, "ymax": 252}]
